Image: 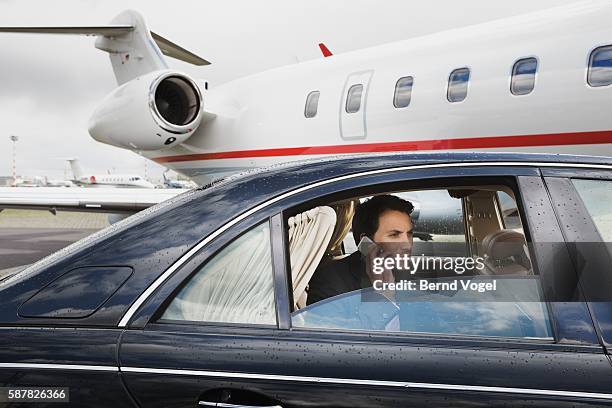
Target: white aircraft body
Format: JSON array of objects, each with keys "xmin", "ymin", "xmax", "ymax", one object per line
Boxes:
[
  {"xmin": 142, "ymin": 0, "xmax": 612, "ymax": 184},
  {"xmin": 67, "ymin": 159, "xmax": 155, "ymax": 189},
  {"xmin": 1, "ymin": 1, "xmax": 612, "ymax": 212}
]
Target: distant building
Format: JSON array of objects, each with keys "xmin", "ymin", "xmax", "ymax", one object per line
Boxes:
[{"xmin": 0, "ymin": 176, "xmax": 13, "ymax": 186}]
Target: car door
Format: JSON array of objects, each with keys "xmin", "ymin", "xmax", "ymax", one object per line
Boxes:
[
  {"xmin": 274, "ymin": 166, "xmax": 612, "ymax": 407},
  {"xmin": 117, "ymin": 164, "xmax": 612, "ymax": 407}
]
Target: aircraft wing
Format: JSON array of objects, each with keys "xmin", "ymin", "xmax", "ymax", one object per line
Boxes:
[{"xmin": 0, "ymin": 187, "xmax": 190, "ymax": 214}]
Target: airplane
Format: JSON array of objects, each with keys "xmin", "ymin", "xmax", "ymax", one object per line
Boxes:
[
  {"xmin": 9, "ymin": 177, "xmax": 72, "ymax": 188},
  {"xmin": 1, "ymin": 0, "xmax": 612, "ymax": 213},
  {"xmin": 42, "ymin": 177, "xmax": 74, "ymax": 188},
  {"xmin": 162, "ymin": 170, "xmax": 198, "ymax": 189},
  {"xmin": 66, "ymin": 158, "xmax": 155, "ymax": 189}
]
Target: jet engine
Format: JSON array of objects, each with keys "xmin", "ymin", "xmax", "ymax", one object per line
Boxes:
[{"xmin": 88, "ymin": 70, "xmax": 204, "ymax": 151}]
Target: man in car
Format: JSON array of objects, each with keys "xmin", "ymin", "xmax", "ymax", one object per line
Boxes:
[{"xmin": 306, "ymin": 194, "xmax": 414, "ymax": 305}]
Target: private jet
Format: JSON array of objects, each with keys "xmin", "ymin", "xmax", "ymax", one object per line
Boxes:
[{"xmin": 1, "ymin": 1, "xmax": 612, "ymax": 212}]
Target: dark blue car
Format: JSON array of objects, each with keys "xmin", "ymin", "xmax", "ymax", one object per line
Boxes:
[{"xmin": 2, "ymin": 152, "xmax": 612, "ymax": 407}]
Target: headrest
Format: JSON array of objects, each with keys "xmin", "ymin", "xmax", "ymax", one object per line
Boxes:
[{"xmin": 482, "ymin": 229, "xmax": 531, "ymax": 270}]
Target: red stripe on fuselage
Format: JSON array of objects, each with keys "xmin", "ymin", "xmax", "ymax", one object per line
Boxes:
[{"xmin": 151, "ymin": 130, "xmax": 612, "ymax": 164}]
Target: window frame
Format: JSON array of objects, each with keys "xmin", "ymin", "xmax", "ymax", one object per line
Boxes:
[
  {"xmin": 304, "ymin": 90, "xmax": 320, "ymax": 118},
  {"xmin": 278, "ymin": 169, "xmax": 571, "ymax": 345},
  {"xmin": 587, "ymin": 44, "xmax": 612, "ymax": 88},
  {"xmin": 540, "ymin": 168, "xmax": 612, "ymax": 347},
  {"xmin": 510, "ymin": 56, "xmax": 539, "ymax": 96},
  {"xmin": 446, "ymin": 67, "xmax": 471, "ymax": 103},
  {"xmin": 393, "ymin": 76, "xmax": 414, "ymax": 108}
]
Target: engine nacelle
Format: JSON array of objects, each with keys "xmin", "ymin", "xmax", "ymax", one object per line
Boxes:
[{"xmin": 88, "ymin": 70, "xmax": 203, "ymax": 151}]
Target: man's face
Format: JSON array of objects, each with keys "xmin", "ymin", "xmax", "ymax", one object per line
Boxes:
[
  {"xmin": 373, "ymin": 210, "xmax": 414, "ymax": 250},
  {"xmin": 364, "ymin": 209, "xmax": 414, "ymax": 289}
]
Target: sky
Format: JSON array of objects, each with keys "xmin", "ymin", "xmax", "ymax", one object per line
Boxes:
[{"xmin": 0, "ymin": 0, "xmax": 578, "ymax": 183}]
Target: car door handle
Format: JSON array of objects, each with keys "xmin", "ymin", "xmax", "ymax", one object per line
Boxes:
[{"xmin": 199, "ymin": 402, "xmax": 282, "ymax": 408}]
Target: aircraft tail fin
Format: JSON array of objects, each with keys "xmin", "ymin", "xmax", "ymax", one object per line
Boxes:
[
  {"xmin": 0, "ymin": 10, "xmax": 210, "ymax": 85},
  {"xmin": 318, "ymin": 43, "xmax": 333, "ymax": 57},
  {"xmin": 67, "ymin": 159, "xmax": 84, "ymax": 181}
]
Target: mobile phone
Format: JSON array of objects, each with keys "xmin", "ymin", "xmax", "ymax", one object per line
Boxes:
[{"xmin": 357, "ymin": 236, "xmax": 379, "ymax": 258}]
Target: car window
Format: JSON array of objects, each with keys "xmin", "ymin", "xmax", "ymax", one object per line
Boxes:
[
  {"xmin": 497, "ymin": 191, "xmax": 523, "ymax": 230},
  {"xmin": 293, "ymin": 287, "xmax": 552, "ymax": 339},
  {"xmin": 572, "ymin": 179, "xmax": 612, "ymax": 242},
  {"xmin": 341, "ymin": 190, "xmax": 466, "ymax": 257},
  {"xmin": 161, "ymin": 221, "xmax": 277, "ymax": 325},
  {"xmin": 286, "ymin": 185, "xmax": 552, "ymax": 340},
  {"xmin": 19, "ymin": 266, "xmax": 132, "ymax": 318}
]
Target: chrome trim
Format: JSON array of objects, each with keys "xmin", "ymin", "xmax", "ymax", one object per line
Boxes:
[
  {"xmin": 123, "ymin": 366, "xmax": 612, "ymax": 400},
  {"xmin": 118, "ymin": 160, "xmax": 612, "ymax": 327},
  {"xmin": 0, "ymin": 363, "xmax": 118, "ymax": 372},
  {"xmin": 3, "ymin": 361, "xmax": 611, "ymax": 400},
  {"xmin": 148, "ymin": 71, "xmax": 203, "ymax": 134},
  {"xmin": 200, "ymin": 402, "xmax": 282, "ymax": 408}
]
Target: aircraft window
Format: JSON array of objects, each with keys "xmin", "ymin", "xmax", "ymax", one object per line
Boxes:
[
  {"xmin": 572, "ymin": 179, "xmax": 612, "ymax": 242},
  {"xmin": 161, "ymin": 220, "xmax": 276, "ymax": 326},
  {"xmin": 286, "ymin": 185, "xmax": 551, "ymax": 340},
  {"xmin": 304, "ymin": 91, "xmax": 320, "ymax": 118},
  {"xmin": 346, "ymin": 84, "xmax": 364, "ymax": 113},
  {"xmin": 588, "ymin": 45, "xmax": 612, "ymax": 87},
  {"xmin": 511, "ymin": 57, "xmax": 538, "ymax": 95},
  {"xmin": 447, "ymin": 68, "xmax": 470, "ymax": 103},
  {"xmin": 393, "ymin": 76, "xmax": 414, "ymax": 108}
]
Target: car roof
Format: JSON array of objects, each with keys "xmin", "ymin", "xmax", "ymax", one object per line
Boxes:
[{"xmin": 206, "ymin": 151, "xmax": 611, "ymax": 191}]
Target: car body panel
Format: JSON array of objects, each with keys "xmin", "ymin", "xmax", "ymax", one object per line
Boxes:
[{"xmin": 2, "ymin": 152, "xmax": 612, "ymax": 407}]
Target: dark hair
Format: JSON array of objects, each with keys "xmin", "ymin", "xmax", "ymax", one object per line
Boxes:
[{"xmin": 352, "ymin": 194, "xmax": 414, "ymax": 243}]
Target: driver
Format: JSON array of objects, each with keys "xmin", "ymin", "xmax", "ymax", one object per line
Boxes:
[{"xmin": 306, "ymin": 194, "xmax": 414, "ymax": 305}]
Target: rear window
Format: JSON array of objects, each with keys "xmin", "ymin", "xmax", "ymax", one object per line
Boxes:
[
  {"xmin": 287, "ymin": 185, "xmax": 551, "ymax": 340},
  {"xmin": 572, "ymin": 179, "xmax": 612, "ymax": 242}
]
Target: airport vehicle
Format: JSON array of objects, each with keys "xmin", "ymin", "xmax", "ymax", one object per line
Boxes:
[
  {"xmin": 1, "ymin": 1, "xmax": 612, "ymax": 187},
  {"xmin": 1, "ymin": 152, "xmax": 612, "ymax": 407}
]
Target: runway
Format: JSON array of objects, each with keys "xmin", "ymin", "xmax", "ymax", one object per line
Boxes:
[
  {"xmin": 0, "ymin": 209, "xmax": 108, "ymax": 273},
  {"xmin": 0, "ymin": 228, "xmax": 98, "ymax": 271}
]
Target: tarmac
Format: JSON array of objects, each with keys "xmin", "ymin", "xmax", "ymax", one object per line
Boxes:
[{"xmin": 0, "ymin": 209, "xmax": 108, "ymax": 272}]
